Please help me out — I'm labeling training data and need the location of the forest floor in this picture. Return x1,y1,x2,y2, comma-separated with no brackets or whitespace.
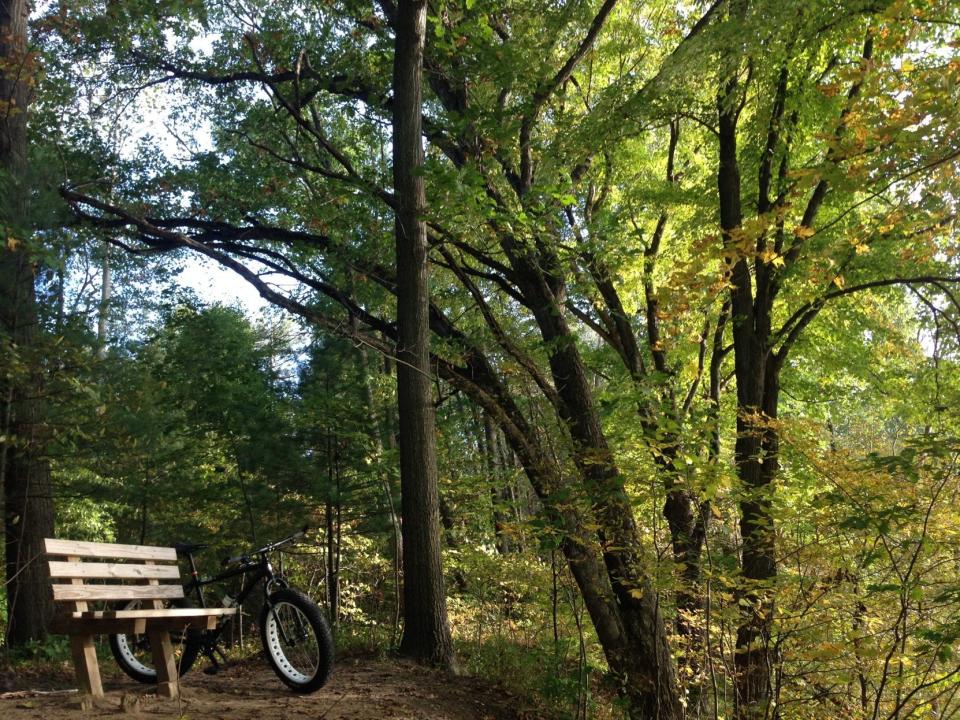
0,651,551,719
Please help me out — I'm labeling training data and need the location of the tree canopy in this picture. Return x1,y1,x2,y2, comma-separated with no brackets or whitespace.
0,0,958,718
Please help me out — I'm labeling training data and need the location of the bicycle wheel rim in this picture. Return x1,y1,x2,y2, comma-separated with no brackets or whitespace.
114,633,156,677
263,601,321,685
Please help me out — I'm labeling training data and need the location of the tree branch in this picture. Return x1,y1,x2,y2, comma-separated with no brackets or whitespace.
775,275,960,361
439,246,561,409
777,33,874,276
518,0,620,193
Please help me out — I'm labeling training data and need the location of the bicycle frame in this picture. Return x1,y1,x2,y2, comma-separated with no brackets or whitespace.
174,529,308,673
110,528,326,686
182,555,279,609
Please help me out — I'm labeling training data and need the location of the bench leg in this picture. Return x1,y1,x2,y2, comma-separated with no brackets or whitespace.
69,634,103,699
147,629,179,698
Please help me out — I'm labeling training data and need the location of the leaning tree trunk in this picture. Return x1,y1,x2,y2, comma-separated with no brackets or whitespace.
540,319,683,720
0,0,55,647
499,241,683,718
392,0,455,670
461,347,683,719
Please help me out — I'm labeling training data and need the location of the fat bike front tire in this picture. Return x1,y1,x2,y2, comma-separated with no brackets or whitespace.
259,587,334,692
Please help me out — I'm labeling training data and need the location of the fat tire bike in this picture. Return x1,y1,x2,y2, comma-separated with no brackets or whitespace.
108,527,334,693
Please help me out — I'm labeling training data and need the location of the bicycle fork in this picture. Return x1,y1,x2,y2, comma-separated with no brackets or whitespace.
267,603,310,647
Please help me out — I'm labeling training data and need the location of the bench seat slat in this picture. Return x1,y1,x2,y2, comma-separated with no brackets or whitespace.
48,561,182,580
44,538,177,562
50,615,221,635
69,607,236,620
52,584,184,602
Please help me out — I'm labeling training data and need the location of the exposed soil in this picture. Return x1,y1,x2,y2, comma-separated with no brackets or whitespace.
0,653,549,720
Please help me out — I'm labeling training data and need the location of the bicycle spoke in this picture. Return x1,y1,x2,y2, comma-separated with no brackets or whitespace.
265,601,320,684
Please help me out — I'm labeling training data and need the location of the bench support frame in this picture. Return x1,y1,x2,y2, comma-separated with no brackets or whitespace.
69,633,104,698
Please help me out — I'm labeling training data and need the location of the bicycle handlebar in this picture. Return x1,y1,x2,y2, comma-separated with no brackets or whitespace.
221,525,309,567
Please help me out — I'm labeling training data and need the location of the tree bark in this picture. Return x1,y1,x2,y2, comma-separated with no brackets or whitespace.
324,435,340,627
482,411,512,554
489,234,683,717
392,0,455,670
0,0,55,647
443,343,683,718
717,37,777,718
96,242,111,357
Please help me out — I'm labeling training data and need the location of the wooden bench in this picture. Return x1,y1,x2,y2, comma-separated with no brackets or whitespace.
44,538,236,700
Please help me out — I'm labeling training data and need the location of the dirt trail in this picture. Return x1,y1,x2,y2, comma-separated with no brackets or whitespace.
0,655,547,719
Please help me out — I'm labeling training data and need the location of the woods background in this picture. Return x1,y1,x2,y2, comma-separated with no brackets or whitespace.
1,0,959,718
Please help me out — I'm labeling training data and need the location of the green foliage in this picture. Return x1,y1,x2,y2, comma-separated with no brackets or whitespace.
9,636,73,665
8,0,960,716
53,482,118,542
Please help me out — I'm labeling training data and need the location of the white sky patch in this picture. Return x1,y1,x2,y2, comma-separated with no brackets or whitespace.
177,257,274,313
62,22,314,344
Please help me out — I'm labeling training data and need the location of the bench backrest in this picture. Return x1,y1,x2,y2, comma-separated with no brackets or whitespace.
44,538,184,613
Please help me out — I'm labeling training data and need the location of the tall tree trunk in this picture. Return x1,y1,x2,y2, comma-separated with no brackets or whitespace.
717,43,777,718
730,350,778,720
482,411,512,554
96,242,111,357
0,0,55,647
324,435,340,627
392,0,455,670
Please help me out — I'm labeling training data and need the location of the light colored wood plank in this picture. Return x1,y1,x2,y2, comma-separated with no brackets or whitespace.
48,561,182,580
44,538,177,562
145,560,164,610
69,635,103,699
148,630,178,699
52,584,184,602
65,555,88,614
69,607,235,620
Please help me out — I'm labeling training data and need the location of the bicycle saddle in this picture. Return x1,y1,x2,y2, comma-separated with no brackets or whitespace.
174,542,209,555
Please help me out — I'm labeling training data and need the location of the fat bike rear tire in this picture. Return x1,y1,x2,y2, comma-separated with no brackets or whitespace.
108,599,204,684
